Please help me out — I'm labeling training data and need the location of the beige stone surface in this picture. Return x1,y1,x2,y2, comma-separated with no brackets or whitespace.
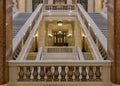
26,0,32,12
108,0,120,84
42,53,78,60
18,0,25,12
88,0,94,12
95,0,102,12
0,0,12,84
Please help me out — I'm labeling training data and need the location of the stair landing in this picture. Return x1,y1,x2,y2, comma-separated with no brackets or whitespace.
41,53,78,60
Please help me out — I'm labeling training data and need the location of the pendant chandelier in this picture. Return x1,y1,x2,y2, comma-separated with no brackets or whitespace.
57,20,63,26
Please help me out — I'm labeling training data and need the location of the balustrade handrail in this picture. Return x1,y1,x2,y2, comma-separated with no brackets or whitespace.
9,59,111,84
42,4,77,16
43,46,75,49
16,6,43,60
9,60,111,66
77,4,107,51
77,47,84,60
43,4,76,10
77,11,104,60
35,47,43,60
13,4,43,52
44,4,76,6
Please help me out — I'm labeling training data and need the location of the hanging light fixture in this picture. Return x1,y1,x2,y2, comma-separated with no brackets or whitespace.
57,20,63,26
58,30,63,34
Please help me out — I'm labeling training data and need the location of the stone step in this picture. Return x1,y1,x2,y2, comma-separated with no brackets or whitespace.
13,12,32,38
89,13,107,37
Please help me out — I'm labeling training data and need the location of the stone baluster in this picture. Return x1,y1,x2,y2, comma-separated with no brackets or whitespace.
67,66,74,81
88,66,94,81
33,66,38,81
95,66,101,81
16,49,19,56
60,66,66,81
46,66,53,81
81,66,87,81
74,66,80,81
40,66,45,81
18,66,24,81
25,66,31,81
13,52,17,60
53,66,59,81
13,55,16,60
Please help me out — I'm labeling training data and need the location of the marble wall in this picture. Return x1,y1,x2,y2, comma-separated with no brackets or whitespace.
108,0,120,84
0,0,12,84
12,0,104,13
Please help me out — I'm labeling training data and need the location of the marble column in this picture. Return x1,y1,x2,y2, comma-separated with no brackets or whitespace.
0,0,12,84
108,0,120,84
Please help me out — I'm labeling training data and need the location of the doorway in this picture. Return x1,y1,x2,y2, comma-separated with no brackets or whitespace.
53,0,67,4
53,30,67,46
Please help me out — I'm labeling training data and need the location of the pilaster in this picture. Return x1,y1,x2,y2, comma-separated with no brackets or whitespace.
108,0,120,84
0,0,12,84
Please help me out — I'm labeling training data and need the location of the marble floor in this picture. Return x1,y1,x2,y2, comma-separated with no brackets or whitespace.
41,53,78,60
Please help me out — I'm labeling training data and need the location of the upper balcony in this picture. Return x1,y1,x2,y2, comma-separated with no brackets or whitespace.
9,46,111,86
9,3,111,86
12,3,107,60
